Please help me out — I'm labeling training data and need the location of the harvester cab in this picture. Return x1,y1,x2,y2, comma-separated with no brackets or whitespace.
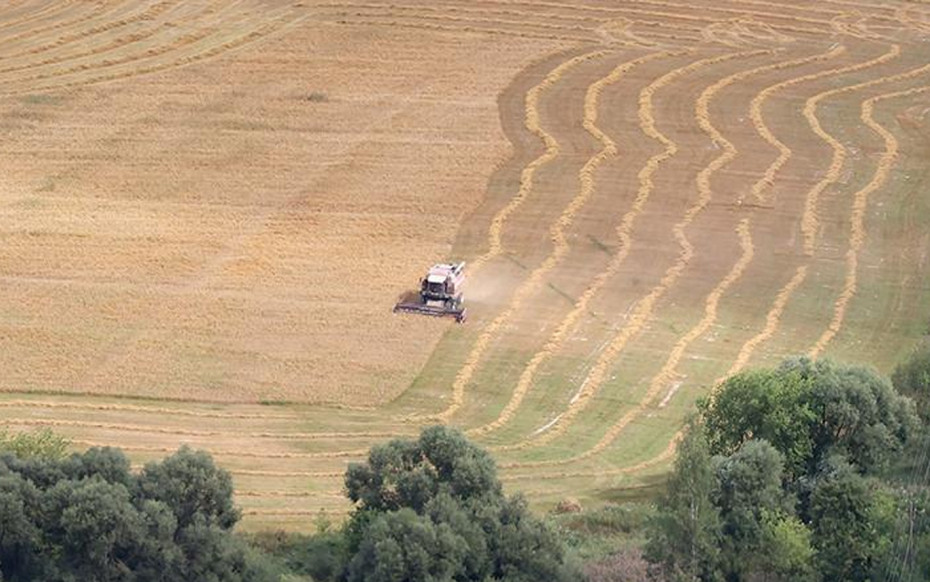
394,262,467,323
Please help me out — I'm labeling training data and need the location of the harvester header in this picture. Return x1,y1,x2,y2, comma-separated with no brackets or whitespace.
393,262,467,323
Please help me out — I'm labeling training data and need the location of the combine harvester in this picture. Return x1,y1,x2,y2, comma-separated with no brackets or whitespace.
394,262,467,323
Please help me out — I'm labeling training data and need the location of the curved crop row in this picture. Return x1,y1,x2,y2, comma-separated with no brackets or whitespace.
722,45,912,378
0,0,209,79
809,84,930,357
0,0,117,51
427,48,611,422
499,49,767,453
548,45,930,466
484,0,826,35
800,45,900,256
3,9,303,96
2,3,266,89
467,49,682,438
0,0,80,35
327,16,592,43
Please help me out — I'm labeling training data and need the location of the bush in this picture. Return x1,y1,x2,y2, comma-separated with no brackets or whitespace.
0,428,69,460
0,445,273,581
892,339,930,423
339,425,580,582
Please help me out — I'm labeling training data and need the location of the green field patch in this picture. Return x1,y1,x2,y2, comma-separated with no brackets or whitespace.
827,124,930,369
451,344,544,427
383,324,475,414
493,345,671,465
475,352,594,447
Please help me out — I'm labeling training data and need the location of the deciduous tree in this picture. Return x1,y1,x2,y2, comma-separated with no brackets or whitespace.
645,422,720,581
342,425,577,582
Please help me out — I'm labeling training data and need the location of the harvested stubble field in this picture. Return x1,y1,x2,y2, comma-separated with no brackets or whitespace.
2,0,930,530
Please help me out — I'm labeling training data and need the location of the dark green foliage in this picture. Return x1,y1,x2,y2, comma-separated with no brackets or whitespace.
808,458,880,581
702,357,918,479
242,530,340,582
492,494,575,582
0,474,44,578
649,357,923,582
712,440,795,579
291,531,348,582
346,508,465,582
647,426,815,582
874,488,930,581
64,446,133,486
346,425,500,513
136,446,239,529
755,512,815,581
0,445,271,582
701,367,815,479
893,339,930,423
644,422,720,581
796,358,917,475
339,425,578,582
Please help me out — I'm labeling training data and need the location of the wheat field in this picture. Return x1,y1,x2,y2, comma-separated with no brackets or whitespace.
2,0,930,530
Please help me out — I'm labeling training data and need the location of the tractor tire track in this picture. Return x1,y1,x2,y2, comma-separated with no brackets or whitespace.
465,0,826,35
0,398,303,420
318,2,610,26
242,508,349,517
1,0,181,62
235,490,346,499
491,0,864,31
317,2,710,42
226,469,343,479
318,8,598,38
331,0,832,30
1,4,266,88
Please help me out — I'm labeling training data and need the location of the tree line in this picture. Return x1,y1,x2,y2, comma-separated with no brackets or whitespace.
647,351,930,581
0,426,577,581
1,342,928,581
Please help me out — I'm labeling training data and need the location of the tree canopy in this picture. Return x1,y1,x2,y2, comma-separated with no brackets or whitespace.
647,356,929,582
892,339,930,423
0,445,269,582
341,425,578,582
700,357,918,479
